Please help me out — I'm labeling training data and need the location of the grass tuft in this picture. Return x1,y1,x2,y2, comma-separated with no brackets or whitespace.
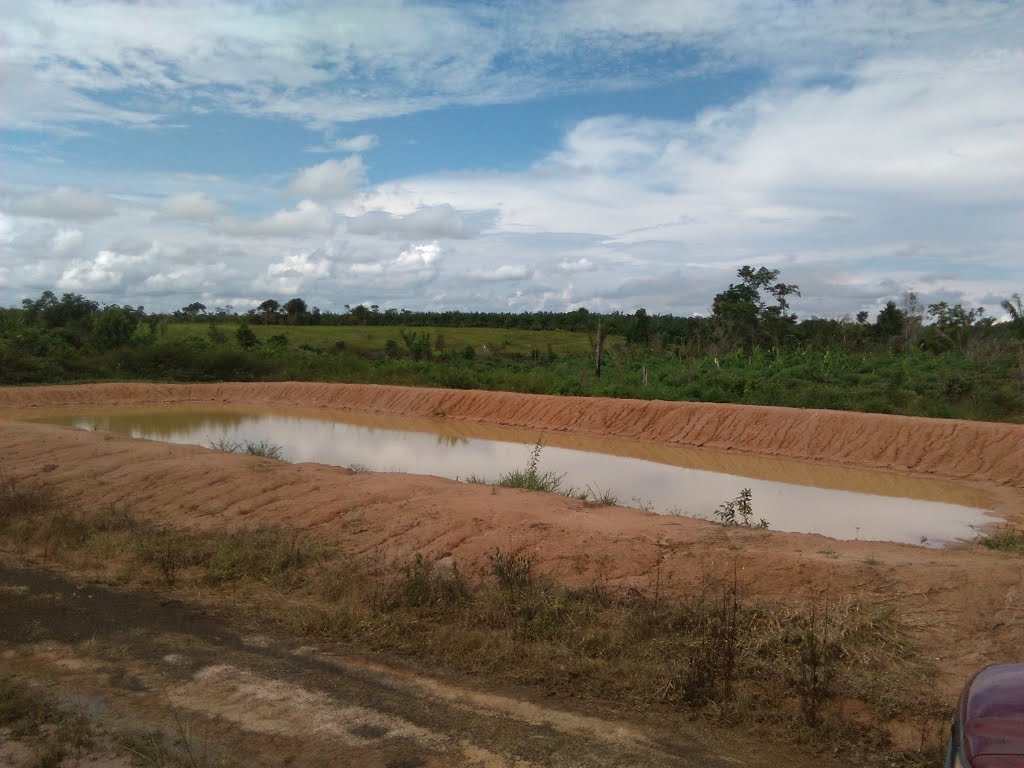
209,438,285,460
980,526,1024,554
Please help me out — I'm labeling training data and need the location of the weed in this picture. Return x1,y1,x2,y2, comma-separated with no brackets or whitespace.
630,496,656,512
208,438,284,460
584,483,619,506
0,474,57,518
488,548,534,594
980,526,1024,554
392,553,469,610
863,555,882,566
496,441,566,494
713,488,769,528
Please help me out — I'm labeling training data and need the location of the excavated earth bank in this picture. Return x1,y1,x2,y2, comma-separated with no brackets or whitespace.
1,382,1022,711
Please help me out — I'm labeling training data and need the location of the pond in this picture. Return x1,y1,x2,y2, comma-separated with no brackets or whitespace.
29,404,1001,547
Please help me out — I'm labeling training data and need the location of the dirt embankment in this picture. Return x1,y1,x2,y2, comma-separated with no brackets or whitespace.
1,381,1022,487
1,382,1023,714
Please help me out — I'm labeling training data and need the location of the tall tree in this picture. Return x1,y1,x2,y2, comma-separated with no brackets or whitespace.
711,266,800,350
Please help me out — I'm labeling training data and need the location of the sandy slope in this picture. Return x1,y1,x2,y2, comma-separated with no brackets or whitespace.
1,382,1022,714
1,381,1021,486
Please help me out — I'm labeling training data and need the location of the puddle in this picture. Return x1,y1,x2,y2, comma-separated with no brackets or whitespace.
24,404,1001,546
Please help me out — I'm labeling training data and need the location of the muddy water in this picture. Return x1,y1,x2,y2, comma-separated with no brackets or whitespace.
28,404,1000,546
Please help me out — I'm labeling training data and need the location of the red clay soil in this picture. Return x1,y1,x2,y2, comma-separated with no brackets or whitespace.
1,382,1023,727
1,381,1021,486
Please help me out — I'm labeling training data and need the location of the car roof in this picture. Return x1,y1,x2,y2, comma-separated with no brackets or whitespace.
963,663,1024,759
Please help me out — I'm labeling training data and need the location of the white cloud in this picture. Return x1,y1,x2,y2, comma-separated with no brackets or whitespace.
50,228,84,255
287,158,367,200
220,201,337,237
345,204,492,239
467,264,531,282
8,186,116,220
57,248,152,292
1,2,1020,317
5,1,1018,131
257,251,334,295
307,134,379,153
156,192,224,221
558,258,595,273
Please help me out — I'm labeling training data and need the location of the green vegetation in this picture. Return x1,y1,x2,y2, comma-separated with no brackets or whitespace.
980,526,1024,554
209,437,286,460
713,488,769,529
0,475,945,762
0,678,93,765
2,271,1022,423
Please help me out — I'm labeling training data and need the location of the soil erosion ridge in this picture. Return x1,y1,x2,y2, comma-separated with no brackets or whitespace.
0,381,1021,487
1,382,1023,731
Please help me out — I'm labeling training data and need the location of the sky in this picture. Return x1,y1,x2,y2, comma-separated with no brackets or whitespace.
1,1,1021,319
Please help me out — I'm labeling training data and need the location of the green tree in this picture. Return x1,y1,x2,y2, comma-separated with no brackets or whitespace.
257,299,282,324
875,301,906,340
626,308,652,345
711,266,800,350
1001,293,1023,339
236,323,259,349
283,297,308,324
90,306,139,350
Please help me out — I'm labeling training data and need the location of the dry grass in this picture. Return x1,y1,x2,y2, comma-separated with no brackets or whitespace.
0,474,946,764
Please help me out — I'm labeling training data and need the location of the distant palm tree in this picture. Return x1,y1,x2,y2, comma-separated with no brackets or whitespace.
1002,293,1022,322
1002,293,1024,339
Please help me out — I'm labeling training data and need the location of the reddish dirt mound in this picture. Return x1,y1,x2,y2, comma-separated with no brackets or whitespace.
1,381,1022,486
1,382,1023,718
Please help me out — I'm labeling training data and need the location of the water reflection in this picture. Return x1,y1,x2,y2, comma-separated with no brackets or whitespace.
28,405,1001,547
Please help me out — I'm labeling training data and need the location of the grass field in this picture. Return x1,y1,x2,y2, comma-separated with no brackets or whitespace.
166,322,611,356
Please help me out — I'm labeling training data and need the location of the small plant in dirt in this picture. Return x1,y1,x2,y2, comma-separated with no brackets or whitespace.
980,526,1024,554
584,483,619,507
496,441,567,494
713,488,769,529
209,437,284,460
392,553,469,611
0,474,57,519
488,548,535,594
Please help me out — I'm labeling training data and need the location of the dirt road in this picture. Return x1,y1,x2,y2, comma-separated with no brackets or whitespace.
1,563,780,767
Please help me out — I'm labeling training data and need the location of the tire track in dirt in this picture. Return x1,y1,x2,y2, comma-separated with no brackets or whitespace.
0,564,754,768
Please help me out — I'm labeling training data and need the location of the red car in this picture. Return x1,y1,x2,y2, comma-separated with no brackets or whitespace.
947,663,1024,767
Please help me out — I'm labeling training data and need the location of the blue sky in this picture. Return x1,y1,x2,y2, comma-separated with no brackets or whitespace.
1,1,1021,317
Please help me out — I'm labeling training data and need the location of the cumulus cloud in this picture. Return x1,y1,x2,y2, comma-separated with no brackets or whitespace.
8,186,115,220
307,134,379,153
57,248,153,293
50,228,85,255
467,264,532,282
345,204,493,240
558,258,595,273
288,158,366,200
156,192,224,221
1,2,1020,316
220,201,337,237
257,251,334,295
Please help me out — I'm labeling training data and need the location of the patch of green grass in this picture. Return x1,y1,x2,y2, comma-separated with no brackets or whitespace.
166,322,609,357
980,526,1024,554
